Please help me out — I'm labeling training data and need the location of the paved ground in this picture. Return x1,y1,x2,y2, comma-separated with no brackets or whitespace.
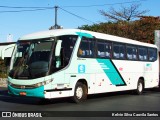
0,87,160,120
0,77,160,120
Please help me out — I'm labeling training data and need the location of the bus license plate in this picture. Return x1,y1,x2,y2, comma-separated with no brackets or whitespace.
19,92,26,96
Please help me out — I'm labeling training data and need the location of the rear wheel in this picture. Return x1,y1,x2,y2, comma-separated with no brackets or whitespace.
136,80,144,95
72,82,87,103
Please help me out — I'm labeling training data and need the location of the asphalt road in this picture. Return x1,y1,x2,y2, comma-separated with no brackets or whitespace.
0,87,160,120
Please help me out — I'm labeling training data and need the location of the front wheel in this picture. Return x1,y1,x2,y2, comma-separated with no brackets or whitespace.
72,82,87,103
136,80,144,95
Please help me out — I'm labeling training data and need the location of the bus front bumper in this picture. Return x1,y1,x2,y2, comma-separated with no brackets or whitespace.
8,85,45,98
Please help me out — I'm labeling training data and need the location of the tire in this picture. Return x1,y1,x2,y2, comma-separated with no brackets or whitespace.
72,82,87,103
136,80,144,95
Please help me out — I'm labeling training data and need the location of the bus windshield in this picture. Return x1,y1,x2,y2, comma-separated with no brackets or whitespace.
9,35,78,79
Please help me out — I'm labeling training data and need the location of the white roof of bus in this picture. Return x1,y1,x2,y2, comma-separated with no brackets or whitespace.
19,29,156,48
19,29,79,40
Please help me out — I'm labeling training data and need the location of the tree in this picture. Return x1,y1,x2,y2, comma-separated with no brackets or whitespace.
79,16,160,44
99,4,148,22
133,16,160,43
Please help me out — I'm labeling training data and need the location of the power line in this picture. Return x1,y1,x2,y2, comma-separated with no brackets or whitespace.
0,7,53,13
61,0,147,8
0,0,147,26
0,6,52,9
0,0,147,10
59,7,95,24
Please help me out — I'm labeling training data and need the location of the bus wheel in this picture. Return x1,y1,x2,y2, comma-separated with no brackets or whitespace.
72,82,87,103
136,80,144,95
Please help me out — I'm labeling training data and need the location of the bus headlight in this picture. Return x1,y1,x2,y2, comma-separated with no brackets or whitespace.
33,79,53,87
8,81,12,86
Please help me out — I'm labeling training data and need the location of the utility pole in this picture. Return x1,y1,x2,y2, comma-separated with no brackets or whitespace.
49,6,62,30
54,6,58,29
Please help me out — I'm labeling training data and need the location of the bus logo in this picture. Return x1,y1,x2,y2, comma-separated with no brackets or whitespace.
78,64,85,73
145,63,152,71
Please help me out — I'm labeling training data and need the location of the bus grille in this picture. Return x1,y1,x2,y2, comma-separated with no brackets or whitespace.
11,84,36,89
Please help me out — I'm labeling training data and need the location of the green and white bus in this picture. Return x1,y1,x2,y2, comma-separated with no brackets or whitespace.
8,29,159,103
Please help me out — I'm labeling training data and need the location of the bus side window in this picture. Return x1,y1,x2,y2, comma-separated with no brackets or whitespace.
105,43,111,58
113,43,125,59
126,46,137,60
97,41,105,58
78,38,95,58
96,40,111,58
148,48,157,61
138,47,148,61
113,44,119,58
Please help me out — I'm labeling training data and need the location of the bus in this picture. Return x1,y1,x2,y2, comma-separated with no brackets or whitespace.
8,29,159,103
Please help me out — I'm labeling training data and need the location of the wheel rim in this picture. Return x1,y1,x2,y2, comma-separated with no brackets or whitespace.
76,87,83,99
138,82,143,92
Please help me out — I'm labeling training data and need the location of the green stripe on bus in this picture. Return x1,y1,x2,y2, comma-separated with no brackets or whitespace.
97,59,126,86
76,32,93,38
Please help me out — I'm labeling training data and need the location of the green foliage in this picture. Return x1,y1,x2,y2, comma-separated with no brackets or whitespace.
79,16,160,44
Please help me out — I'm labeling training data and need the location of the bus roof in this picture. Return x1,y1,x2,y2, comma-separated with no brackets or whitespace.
19,29,79,40
19,29,157,48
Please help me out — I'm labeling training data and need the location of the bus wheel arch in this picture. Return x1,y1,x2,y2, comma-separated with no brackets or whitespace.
136,77,145,95
72,79,88,103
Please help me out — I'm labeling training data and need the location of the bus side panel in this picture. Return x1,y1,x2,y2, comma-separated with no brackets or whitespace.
43,70,71,99
65,58,97,95
113,59,159,89
113,60,143,91
143,60,159,88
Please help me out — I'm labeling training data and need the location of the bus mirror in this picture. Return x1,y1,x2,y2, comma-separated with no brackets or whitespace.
55,40,62,56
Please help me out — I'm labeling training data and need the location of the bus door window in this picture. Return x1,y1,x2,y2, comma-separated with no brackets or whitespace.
60,35,77,66
51,35,78,73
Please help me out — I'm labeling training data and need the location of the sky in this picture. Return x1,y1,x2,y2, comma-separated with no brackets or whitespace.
0,0,160,42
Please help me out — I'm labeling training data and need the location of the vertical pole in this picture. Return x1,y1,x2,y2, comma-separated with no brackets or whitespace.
55,6,58,29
